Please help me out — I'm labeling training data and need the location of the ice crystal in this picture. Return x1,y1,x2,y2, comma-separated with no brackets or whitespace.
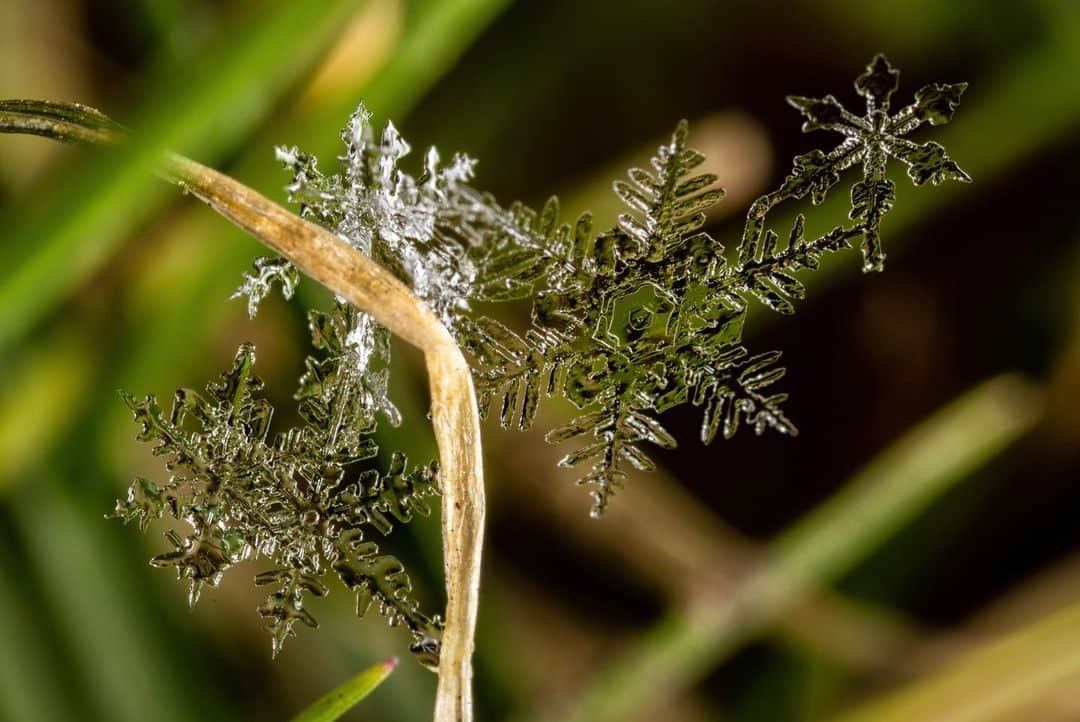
232,256,299,318
459,54,969,515
779,54,969,271
115,309,441,662
120,55,969,660
261,103,484,326
234,55,967,518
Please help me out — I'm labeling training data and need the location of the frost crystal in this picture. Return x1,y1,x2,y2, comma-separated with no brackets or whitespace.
779,54,969,271
115,311,439,662
232,256,299,318
272,103,483,326
119,55,969,659
458,54,969,515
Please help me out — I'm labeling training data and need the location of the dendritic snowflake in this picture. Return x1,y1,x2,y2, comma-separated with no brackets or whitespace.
118,55,968,660
776,54,969,272
115,306,442,664
459,54,969,515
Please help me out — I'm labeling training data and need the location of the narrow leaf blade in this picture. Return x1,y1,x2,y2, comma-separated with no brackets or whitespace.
291,658,398,722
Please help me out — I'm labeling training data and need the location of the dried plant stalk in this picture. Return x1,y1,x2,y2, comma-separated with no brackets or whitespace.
166,154,484,722
0,101,484,722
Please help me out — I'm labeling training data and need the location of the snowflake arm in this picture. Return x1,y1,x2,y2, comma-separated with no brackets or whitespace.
232,255,300,318
760,54,970,272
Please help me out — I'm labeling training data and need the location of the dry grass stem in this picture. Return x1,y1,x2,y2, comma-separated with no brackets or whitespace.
166,154,484,722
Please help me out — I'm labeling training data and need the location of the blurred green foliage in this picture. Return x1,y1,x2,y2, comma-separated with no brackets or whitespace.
1,1,1078,721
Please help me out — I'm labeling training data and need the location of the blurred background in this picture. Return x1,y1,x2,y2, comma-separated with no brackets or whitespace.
1,0,1079,720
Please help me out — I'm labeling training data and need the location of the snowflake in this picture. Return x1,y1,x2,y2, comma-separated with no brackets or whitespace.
459,122,798,516
783,54,970,271
269,103,482,326
115,320,441,663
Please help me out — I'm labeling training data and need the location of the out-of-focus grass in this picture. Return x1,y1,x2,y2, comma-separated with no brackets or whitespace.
503,420,933,677
8,477,228,722
0,0,366,355
558,375,1043,722
0,331,96,486
0,539,74,722
828,599,1080,722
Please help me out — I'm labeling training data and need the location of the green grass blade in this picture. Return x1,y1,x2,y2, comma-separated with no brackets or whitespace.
559,375,1044,722
827,600,1080,722
292,657,399,722
0,0,366,355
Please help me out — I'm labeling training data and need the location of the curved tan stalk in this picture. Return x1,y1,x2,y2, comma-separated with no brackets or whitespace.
1,101,484,722
165,154,484,722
